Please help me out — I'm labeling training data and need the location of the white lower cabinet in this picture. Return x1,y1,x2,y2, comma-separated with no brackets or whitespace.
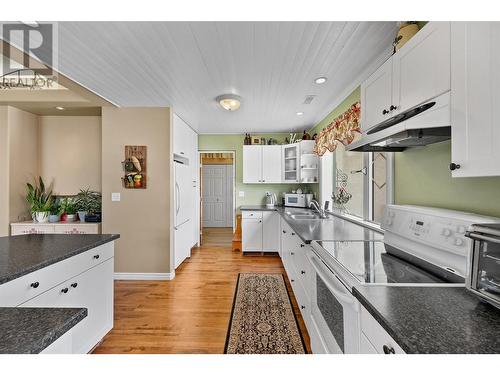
242,211,280,253
41,330,73,354
0,242,115,354
359,306,405,354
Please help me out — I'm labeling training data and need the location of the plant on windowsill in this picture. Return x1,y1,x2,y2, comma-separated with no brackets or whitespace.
26,177,53,223
74,188,102,222
49,199,63,223
60,197,77,222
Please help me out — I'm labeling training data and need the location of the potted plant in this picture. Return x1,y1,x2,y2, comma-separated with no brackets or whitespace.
60,197,77,222
26,177,53,223
74,189,101,222
49,199,63,223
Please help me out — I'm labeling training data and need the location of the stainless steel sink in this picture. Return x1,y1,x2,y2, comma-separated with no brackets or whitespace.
290,214,322,220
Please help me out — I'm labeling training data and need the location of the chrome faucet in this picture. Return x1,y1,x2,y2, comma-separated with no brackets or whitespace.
309,199,328,219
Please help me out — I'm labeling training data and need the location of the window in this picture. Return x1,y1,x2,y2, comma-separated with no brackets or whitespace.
320,145,393,224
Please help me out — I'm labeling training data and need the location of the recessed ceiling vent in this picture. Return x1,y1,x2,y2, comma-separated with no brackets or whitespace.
303,95,316,105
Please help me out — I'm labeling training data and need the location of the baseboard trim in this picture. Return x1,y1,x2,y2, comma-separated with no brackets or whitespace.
114,272,175,281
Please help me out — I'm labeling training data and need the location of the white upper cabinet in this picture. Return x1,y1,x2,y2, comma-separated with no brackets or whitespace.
261,145,282,183
282,144,300,183
392,22,451,113
361,57,393,132
173,114,192,157
450,22,500,177
243,145,263,183
243,145,283,184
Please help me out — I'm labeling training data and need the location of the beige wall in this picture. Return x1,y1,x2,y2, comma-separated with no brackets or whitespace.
39,116,101,195
101,107,172,274
0,107,9,236
0,106,40,235
8,107,39,223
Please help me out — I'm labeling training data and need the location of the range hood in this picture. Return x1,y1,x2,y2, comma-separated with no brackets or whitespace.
346,91,451,152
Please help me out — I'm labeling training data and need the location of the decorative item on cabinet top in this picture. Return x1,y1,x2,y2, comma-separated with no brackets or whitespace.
122,145,147,189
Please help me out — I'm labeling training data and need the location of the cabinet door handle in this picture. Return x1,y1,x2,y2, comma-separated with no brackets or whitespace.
291,279,295,282
282,230,286,234
291,252,294,256
259,220,262,223
382,109,389,115
93,254,100,259
291,233,295,236
300,244,305,248
389,105,398,111
449,163,461,171
301,270,306,275
383,344,395,354
71,283,78,288
61,287,69,294
30,281,39,289
300,305,306,310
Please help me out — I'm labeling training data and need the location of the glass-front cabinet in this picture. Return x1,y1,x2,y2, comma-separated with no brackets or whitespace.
282,144,299,183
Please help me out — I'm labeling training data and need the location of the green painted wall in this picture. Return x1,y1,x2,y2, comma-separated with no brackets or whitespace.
395,141,500,217
308,85,500,218
198,134,313,209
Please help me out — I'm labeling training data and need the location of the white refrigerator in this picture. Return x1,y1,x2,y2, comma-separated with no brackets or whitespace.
174,159,193,268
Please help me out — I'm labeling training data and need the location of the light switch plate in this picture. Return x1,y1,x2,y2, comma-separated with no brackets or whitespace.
111,192,121,202
238,191,245,197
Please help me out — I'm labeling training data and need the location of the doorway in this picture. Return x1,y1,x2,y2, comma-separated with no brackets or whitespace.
199,151,235,245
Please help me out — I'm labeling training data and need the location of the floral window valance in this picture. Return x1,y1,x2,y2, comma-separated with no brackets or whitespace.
313,101,361,156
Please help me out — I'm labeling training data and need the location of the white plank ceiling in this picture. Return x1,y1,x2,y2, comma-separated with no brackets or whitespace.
14,22,399,133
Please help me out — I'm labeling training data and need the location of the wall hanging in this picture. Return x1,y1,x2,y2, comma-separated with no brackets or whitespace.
314,101,361,156
122,145,147,189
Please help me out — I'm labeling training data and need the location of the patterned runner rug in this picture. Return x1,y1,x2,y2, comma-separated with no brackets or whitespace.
224,273,306,354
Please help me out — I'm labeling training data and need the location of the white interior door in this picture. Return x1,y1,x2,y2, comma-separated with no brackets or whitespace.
202,165,228,227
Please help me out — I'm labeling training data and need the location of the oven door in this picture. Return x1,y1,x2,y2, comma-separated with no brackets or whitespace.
307,251,360,354
466,232,500,308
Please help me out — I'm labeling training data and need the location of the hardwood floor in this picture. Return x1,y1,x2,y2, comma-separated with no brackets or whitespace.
93,228,310,354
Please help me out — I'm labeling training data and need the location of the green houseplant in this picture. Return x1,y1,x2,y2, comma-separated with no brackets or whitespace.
60,197,77,222
49,199,63,223
26,177,53,223
74,188,102,222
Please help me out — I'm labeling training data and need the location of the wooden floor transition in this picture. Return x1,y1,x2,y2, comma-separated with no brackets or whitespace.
93,227,311,354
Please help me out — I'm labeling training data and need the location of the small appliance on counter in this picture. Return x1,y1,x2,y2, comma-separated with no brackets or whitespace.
265,192,277,208
466,223,500,309
284,193,313,208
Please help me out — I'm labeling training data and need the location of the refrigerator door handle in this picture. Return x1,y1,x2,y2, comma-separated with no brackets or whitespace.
174,218,190,230
175,181,180,215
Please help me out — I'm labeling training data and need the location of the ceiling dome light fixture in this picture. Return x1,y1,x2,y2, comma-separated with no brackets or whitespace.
314,77,328,84
216,94,241,111
55,106,65,110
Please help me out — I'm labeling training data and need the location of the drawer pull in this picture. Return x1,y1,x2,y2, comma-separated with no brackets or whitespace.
283,230,286,234
291,279,295,282
71,283,78,288
300,305,305,310
93,254,100,259
301,270,306,275
291,233,295,236
30,281,39,289
290,252,295,255
383,344,395,354
61,287,69,294
300,244,305,248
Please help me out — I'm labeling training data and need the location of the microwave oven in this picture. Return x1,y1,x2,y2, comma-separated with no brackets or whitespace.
284,193,312,208
466,223,500,309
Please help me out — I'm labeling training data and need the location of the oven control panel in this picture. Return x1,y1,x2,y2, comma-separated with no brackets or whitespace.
382,205,487,257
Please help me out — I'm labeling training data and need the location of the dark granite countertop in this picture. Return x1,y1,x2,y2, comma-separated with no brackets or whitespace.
239,205,383,243
353,285,500,354
0,307,87,354
0,234,120,285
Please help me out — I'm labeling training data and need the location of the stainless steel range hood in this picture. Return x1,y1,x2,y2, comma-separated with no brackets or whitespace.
347,91,451,152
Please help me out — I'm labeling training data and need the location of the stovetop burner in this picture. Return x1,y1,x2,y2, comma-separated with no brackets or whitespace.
315,240,453,284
